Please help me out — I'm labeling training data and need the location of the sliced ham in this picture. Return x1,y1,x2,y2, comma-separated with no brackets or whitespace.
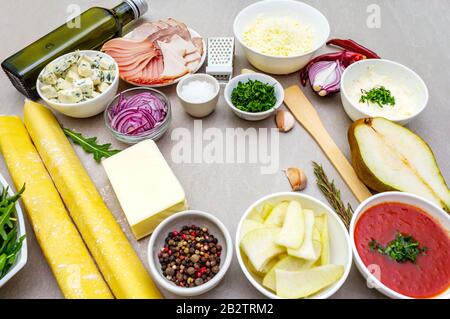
158,40,189,79
186,61,200,72
192,37,204,56
184,51,201,64
126,23,160,40
102,38,153,51
101,18,203,85
165,34,198,56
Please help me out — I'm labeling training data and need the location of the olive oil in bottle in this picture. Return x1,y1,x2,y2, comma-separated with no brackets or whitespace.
1,0,148,99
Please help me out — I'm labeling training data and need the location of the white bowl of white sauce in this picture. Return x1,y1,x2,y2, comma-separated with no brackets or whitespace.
340,59,429,125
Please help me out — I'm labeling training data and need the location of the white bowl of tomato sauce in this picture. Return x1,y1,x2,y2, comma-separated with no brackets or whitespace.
350,192,450,299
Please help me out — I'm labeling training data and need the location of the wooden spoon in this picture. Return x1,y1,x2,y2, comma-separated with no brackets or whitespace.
284,85,372,202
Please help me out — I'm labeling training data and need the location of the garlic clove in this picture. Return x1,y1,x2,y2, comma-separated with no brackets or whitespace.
275,110,295,132
284,167,307,191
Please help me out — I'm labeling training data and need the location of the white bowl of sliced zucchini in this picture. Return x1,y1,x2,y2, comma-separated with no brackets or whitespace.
0,173,27,288
236,192,352,299
37,50,119,118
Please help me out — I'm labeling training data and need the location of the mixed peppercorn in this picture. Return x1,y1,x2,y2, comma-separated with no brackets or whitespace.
158,225,222,287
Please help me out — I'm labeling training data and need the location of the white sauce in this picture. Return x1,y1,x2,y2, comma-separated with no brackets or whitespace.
347,66,421,120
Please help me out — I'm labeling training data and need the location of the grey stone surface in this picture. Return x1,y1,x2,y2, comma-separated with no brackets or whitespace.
0,0,448,299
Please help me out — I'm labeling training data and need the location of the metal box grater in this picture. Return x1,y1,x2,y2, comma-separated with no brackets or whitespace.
206,37,235,83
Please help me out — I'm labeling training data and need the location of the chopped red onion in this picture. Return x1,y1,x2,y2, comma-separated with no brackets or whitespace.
109,92,167,135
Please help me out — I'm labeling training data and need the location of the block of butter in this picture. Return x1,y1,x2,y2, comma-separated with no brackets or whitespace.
103,139,188,239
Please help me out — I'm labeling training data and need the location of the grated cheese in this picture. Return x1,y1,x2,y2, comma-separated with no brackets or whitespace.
243,15,314,57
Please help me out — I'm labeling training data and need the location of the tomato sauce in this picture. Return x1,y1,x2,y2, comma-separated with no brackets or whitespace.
354,202,450,298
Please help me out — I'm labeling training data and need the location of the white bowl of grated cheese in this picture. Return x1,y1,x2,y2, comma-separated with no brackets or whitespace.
233,0,330,75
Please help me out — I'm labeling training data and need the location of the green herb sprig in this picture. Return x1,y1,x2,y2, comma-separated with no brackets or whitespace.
312,162,353,229
63,128,120,163
369,233,427,263
360,86,396,108
231,80,277,113
0,184,26,279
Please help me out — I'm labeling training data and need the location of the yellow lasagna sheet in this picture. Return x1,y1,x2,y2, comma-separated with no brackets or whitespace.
23,100,162,299
0,116,112,299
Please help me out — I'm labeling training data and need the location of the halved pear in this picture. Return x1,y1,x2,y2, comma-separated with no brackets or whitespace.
239,219,265,241
240,227,285,272
349,117,450,212
287,210,319,260
264,201,289,227
315,214,330,265
262,255,315,292
276,265,344,298
275,201,304,248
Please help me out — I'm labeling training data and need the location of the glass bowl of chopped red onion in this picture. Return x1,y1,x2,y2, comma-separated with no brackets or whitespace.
104,87,171,144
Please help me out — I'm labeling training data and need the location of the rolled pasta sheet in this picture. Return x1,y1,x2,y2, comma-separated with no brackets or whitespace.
0,116,112,299
23,100,162,299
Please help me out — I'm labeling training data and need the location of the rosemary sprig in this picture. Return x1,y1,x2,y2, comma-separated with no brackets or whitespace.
63,128,120,163
312,162,353,229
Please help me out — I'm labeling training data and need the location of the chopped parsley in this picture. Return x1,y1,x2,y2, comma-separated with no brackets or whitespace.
231,80,277,113
360,86,396,108
369,233,427,264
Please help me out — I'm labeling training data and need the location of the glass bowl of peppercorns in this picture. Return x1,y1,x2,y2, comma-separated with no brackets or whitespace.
148,210,233,296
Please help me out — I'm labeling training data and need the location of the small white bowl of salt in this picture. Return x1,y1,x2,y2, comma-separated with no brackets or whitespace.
176,74,220,118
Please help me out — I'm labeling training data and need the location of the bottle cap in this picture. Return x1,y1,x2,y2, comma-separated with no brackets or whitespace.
126,0,149,18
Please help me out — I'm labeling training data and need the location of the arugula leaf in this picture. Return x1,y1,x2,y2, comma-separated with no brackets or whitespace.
0,185,26,279
63,128,120,163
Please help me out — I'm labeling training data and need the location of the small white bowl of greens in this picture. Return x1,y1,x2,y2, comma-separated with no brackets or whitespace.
224,73,284,121
0,174,27,288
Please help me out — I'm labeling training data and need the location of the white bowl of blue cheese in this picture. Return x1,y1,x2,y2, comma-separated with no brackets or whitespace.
37,50,119,118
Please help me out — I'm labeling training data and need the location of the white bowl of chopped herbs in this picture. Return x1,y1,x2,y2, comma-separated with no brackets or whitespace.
224,73,284,121
341,59,428,125
0,174,27,288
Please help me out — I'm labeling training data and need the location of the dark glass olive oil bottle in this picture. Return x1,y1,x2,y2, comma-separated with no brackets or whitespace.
1,0,148,99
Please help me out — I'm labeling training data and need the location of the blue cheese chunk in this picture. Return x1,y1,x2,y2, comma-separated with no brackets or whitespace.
65,65,80,83
74,78,94,97
77,58,93,77
40,71,57,85
40,85,58,99
53,54,78,76
102,70,115,84
57,88,83,104
97,82,110,93
90,69,102,85
56,78,73,91
99,57,114,70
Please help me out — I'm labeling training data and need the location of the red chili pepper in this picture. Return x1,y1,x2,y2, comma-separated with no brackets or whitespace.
327,39,380,59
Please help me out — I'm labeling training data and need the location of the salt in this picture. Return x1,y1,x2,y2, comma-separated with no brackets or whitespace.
181,80,216,103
